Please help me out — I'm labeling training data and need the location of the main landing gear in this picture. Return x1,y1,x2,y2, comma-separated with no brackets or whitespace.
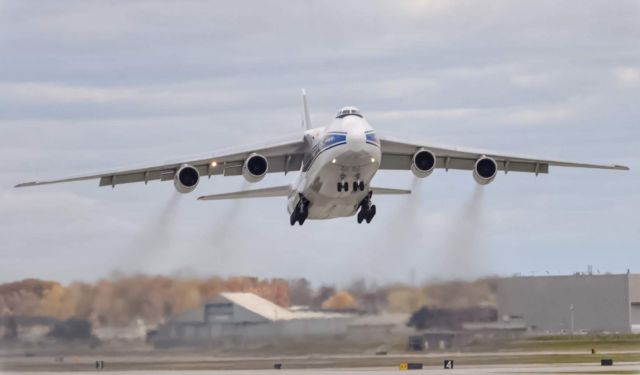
290,195,310,226
357,191,376,224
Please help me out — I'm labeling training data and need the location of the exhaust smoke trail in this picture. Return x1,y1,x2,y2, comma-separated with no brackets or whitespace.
384,177,424,251
121,192,182,271
356,176,425,281
196,180,250,273
441,185,487,279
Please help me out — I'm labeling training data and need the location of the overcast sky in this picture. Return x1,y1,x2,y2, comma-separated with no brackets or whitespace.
1,0,638,286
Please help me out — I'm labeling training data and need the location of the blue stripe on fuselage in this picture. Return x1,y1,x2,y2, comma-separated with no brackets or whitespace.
302,132,379,172
322,133,347,148
303,137,347,171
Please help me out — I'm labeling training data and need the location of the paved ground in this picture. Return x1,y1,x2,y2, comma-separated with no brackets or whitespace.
2,362,640,375
2,351,640,374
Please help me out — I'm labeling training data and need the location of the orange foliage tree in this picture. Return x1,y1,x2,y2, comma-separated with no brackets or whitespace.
321,291,359,310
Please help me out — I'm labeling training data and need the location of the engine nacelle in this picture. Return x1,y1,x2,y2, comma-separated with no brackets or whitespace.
473,156,498,185
174,164,200,193
411,149,436,178
242,153,269,183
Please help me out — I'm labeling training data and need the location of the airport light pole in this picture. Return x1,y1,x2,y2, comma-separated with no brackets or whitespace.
570,304,575,335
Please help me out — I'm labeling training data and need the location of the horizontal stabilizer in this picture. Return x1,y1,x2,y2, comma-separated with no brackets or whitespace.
198,185,292,201
371,187,411,195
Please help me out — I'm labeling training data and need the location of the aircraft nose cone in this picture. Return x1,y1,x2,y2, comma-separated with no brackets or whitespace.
347,128,366,151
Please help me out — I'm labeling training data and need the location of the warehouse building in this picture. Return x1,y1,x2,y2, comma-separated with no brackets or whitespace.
346,313,412,342
154,292,353,347
496,273,640,334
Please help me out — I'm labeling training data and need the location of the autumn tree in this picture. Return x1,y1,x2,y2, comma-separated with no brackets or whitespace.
321,291,358,310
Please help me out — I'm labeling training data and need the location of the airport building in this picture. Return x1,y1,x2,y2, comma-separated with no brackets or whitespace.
154,292,410,347
496,273,640,334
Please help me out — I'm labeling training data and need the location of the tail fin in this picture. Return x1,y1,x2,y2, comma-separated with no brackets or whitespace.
301,89,311,130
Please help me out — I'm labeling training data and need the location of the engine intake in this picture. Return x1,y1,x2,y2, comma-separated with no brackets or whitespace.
411,149,436,178
473,156,498,185
243,153,269,182
174,164,200,193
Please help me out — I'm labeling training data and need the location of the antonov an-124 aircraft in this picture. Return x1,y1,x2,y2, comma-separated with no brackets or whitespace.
16,90,629,225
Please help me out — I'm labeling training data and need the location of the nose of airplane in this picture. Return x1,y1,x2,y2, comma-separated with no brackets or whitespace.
346,127,366,151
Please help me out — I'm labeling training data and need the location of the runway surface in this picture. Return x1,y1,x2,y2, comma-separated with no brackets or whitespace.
2,362,640,375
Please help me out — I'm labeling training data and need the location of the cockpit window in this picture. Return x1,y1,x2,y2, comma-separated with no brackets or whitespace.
336,107,363,119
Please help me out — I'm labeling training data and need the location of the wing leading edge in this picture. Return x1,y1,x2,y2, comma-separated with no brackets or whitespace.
378,134,629,174
15,133,307,189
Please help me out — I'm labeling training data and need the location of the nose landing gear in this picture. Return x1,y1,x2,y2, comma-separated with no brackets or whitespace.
337,181,349,192
357,191,376,224
290,195,310,226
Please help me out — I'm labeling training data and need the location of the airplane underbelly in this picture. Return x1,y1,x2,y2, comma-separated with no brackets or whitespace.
298,143,381,220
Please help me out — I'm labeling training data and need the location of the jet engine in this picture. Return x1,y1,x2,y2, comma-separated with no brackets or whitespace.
174,164,200,193
411,149,436,178
473,156,498,185
243,153,269,182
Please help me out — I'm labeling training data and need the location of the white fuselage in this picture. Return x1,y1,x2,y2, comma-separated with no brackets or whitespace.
287,115,381,219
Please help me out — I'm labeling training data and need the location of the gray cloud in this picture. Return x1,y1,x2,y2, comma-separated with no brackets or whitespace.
1,0,638,285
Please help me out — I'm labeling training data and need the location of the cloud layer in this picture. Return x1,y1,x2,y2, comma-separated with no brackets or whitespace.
1,0,638,285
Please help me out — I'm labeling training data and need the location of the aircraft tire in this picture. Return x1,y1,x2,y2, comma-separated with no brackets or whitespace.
366,205,376,223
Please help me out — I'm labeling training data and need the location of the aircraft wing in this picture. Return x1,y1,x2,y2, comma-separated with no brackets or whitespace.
196,186,410,201
370,187,411,195
15,133,307,188
198,185,292,201
378,134,629,174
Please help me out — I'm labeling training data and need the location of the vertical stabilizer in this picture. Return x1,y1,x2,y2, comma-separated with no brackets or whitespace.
301,89,311,130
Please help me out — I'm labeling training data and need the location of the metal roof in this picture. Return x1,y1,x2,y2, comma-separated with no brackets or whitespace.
171,292,352,323
220,292,296,321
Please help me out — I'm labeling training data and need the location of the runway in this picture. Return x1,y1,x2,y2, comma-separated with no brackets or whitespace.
0,362,640,375
3,350,640,374
2,362,640,375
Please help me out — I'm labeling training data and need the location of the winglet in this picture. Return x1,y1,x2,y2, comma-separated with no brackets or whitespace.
301,88,311,130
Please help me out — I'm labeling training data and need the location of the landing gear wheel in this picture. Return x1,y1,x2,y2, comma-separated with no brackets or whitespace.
356,191,376,224
359,181,365,191
365,205,376,223
297,200,309,225
291,195,310,226
337,181,348,192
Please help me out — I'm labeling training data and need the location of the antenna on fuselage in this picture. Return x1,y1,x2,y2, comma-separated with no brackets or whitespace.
301,88,311,130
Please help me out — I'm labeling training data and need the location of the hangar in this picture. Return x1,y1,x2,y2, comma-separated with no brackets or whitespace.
496,273,640,334
154,292,352,347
